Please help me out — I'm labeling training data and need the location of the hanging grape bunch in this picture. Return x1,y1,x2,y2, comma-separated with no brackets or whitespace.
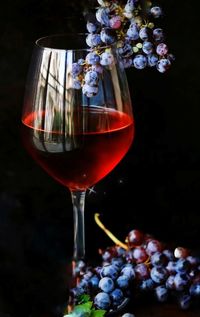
69,215,200,315
71,0,175,97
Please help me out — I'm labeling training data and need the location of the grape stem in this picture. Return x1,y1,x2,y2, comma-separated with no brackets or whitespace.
94,213,128,250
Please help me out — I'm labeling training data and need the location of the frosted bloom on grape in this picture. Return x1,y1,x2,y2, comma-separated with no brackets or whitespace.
147,54,159,67
139,27,151,41
133,54,147,69
109,16,121,29
150,6,162,18
71,63,83,77
155,285,168,302
94,292,111,310
100,27,116,45
153,28,164,42
86,21,98,34
127,23,139,40
123,57,133,68
142,41,154,55
86,34,102,48
174,273,190,291
82,84,98,97
124,0,136,13
77,58,85,66
72,79,82,90
118,43,133,58
156,58,171,73
85,70,99,86
100,51,114,66
86,52,100,65
96,7,110,26
92,64,104,74
99,277,115,293
156,43,168,56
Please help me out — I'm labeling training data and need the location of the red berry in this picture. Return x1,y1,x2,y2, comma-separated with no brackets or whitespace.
127,229,144,247
132,247,148,263
135,263,149,280
174,247,189,259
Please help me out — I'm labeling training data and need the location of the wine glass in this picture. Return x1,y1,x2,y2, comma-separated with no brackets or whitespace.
21,33,134,267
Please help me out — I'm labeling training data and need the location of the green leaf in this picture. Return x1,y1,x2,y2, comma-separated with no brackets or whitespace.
90,309,106,317
78,294,91,304
74,301,93,313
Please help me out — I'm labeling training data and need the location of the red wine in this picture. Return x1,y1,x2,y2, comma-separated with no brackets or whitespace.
22,107,134,190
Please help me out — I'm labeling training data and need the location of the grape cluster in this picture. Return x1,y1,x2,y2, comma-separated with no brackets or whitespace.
70,0,174,97
70,230,200,314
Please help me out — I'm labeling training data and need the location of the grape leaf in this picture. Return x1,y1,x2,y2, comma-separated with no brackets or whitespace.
90,309,106,317
74,301,93,312
78,294,91,304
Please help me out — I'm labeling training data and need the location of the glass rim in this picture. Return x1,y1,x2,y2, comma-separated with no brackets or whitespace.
35,33,115,52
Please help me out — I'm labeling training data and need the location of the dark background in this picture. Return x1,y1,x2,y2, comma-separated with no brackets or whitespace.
0,1,200,316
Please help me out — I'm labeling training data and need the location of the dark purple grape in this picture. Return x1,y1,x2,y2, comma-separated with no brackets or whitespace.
110,288,124,307
156,43,168,56
86,34,102,48
174,273,190,291
163,249,174,261
178,293,192,310
99,277,115,293
146,239,162,256
153,28,164,42
133,54,147,69
132,247,148,263
100,27,117,45
100,51,114,66
156,58,171,73
85,70,99,86
89,275,100,289
176,258,191,273
147,54,159,67
142,41,154,55
155,285,168,302
96,7,110,27
121,264,135,280
116,275,130,289
166,261,177,274
94,292,111,310
190,281,200,297
71,63,83,77
86,21,98,33
150,267,168,284
139,278,155,291
134,263,149,280
101,264,119,280
150,6,162,18
86,52,100,65
111,257,124,268
151,252,167,267
166,275,175,290
118,43,133,58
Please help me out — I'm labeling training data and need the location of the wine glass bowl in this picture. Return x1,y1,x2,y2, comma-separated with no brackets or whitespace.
22,33,134,261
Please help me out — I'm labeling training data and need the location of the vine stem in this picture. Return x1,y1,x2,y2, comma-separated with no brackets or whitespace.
94,213,128,250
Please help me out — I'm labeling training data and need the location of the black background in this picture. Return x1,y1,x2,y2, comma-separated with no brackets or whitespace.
0,1,200,316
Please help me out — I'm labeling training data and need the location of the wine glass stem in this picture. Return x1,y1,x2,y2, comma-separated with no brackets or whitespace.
71,190,86,261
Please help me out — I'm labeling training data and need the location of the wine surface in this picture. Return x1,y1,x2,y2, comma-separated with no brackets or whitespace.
22,106,134,190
